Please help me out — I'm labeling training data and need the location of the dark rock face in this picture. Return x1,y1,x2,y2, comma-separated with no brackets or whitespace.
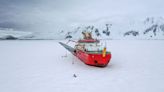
65,32,72,39
84,26,95,31
124,31,139,36
91,26,94,30
102,24,111,36
106,31,110,36
65,35,72,39
160,24,164,32
73,74,77,78
4,35,18,40
144,24,158,36
144,17,154,24
95,28,101,36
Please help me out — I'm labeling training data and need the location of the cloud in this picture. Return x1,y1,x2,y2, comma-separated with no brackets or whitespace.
0,0,163,32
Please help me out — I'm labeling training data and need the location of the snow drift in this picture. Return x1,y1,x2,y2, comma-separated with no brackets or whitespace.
0,40,164,92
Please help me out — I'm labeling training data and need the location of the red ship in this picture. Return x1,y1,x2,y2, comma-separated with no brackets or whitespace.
59,32,111,67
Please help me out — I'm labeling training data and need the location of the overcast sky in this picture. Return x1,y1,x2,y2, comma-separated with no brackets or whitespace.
0,0,164,32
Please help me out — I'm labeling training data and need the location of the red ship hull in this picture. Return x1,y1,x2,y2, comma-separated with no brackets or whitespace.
75,50,111,67
59,41,112,67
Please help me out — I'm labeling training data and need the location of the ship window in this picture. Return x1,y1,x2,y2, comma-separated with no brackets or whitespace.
85,43,103,52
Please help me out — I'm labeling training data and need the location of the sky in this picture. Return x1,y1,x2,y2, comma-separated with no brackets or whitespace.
0,0,164,32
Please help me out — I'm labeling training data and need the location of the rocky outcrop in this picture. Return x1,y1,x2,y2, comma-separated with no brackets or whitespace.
124,31,139,36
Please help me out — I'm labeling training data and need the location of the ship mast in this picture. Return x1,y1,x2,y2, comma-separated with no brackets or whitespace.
82,32,93,39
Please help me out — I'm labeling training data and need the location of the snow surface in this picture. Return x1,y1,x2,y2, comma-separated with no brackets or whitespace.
0,40,164,92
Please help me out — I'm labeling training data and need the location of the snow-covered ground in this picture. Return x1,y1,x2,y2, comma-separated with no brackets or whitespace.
0,40,164,92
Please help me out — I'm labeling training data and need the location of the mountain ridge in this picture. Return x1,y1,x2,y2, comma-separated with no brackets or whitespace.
0,17,164,40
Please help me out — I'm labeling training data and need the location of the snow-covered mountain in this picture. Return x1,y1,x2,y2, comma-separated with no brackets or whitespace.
0,17,164,40
0,28,33,40
61,17,164,40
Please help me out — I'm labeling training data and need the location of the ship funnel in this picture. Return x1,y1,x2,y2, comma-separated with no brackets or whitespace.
102,47,106,57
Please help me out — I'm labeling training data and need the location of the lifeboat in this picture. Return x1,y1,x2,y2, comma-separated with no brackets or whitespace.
59,32,111,67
